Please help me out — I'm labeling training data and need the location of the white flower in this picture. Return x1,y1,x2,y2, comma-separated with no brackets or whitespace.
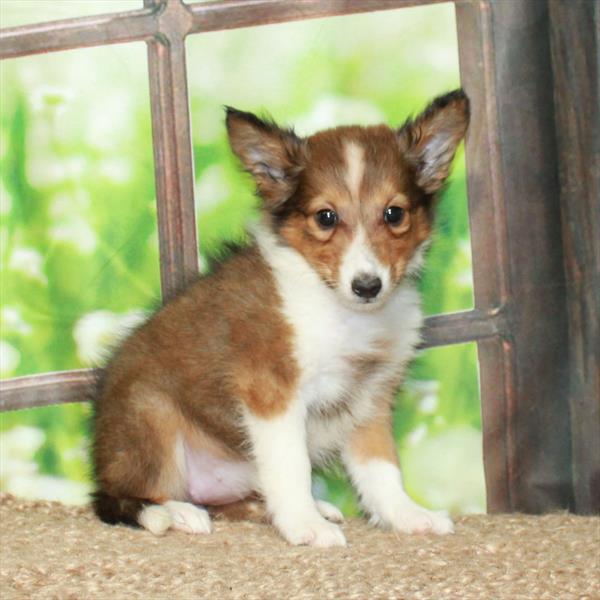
49,216,97,254
0,457,38,483
294,96,385,136
48,191,96,253
4,473,91,505
0,426,43,487
400,425,486,514
0,426,45,461
407,423,427,446
73,309,148,366
1,307,32,336
49,189,90,218
0,341,20,376
26,153,87,187
97,157,133,184
0,425,90,505
8,247,47,283
419,393,439,414
30,85,72,115
84,92,134,151
195,165,231,213
0,425,91,505
410,380,440,414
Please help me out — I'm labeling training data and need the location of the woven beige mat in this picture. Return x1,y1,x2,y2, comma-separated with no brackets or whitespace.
1,493,598,600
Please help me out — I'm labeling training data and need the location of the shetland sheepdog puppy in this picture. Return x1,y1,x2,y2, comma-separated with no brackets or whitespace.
92,89,469,547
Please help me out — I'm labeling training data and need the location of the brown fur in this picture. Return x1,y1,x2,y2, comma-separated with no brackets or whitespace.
93,246,298,518
208,494,268,523
347,410,399,465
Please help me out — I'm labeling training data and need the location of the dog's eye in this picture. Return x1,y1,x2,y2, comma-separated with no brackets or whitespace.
315,209,338,229
384,206,405,226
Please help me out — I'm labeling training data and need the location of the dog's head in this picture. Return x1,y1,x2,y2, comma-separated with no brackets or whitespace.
226,90,469,310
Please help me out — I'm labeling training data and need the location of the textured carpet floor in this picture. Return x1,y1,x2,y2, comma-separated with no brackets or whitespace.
1,494,598,600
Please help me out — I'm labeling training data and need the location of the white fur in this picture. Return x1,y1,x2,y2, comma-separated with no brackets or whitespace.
316,499,344,523
343,141,365,201
164,500,212,534
405,240,431,278
338,226,392,307
343,458,454,535
244,402,346,547
138,504,172,536
138,501,212,535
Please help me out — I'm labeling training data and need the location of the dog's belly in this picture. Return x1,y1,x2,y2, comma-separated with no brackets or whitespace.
185,444,255,506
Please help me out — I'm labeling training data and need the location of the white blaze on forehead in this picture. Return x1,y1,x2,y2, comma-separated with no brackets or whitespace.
343,141,365,201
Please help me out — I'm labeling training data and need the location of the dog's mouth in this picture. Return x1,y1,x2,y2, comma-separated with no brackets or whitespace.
336,286,390,312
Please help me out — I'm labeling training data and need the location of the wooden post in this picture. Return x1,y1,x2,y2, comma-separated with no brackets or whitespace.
456,0,575,512
548,0,600,515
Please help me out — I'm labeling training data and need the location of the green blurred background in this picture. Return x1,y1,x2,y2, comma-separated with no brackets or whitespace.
0,0,484,515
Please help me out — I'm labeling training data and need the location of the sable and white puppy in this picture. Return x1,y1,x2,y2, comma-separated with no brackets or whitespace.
93,89,469,547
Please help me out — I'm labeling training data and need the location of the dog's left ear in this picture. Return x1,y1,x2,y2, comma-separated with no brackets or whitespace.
397,89,470,194
226,107,306,208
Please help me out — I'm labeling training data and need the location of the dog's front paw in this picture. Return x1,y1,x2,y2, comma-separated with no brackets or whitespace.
315,499,344,523
384,501,454,535
164,501,212,534
276,512,347,547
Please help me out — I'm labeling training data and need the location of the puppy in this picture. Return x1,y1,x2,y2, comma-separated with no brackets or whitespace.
92,89,469,547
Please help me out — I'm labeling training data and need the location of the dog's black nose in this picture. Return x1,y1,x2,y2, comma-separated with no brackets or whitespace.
351,275,382,299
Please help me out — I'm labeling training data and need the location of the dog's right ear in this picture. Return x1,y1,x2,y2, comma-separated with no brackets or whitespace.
225,107,306,208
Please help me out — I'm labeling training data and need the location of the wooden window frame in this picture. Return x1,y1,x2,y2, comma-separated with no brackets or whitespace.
0,0,598,515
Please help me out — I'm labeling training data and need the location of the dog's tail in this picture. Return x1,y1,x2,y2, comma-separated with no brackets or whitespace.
92,491,173,535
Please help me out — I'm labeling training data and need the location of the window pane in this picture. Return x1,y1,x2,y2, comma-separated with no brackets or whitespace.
0,42,157,502
0,0,141,28
1,43,158,377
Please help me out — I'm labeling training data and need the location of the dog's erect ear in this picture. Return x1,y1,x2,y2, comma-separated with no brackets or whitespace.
225,107,306,208
397,89,470,194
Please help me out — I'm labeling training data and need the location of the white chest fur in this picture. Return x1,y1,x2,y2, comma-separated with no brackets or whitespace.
255,225,423,439
286,279,421,411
